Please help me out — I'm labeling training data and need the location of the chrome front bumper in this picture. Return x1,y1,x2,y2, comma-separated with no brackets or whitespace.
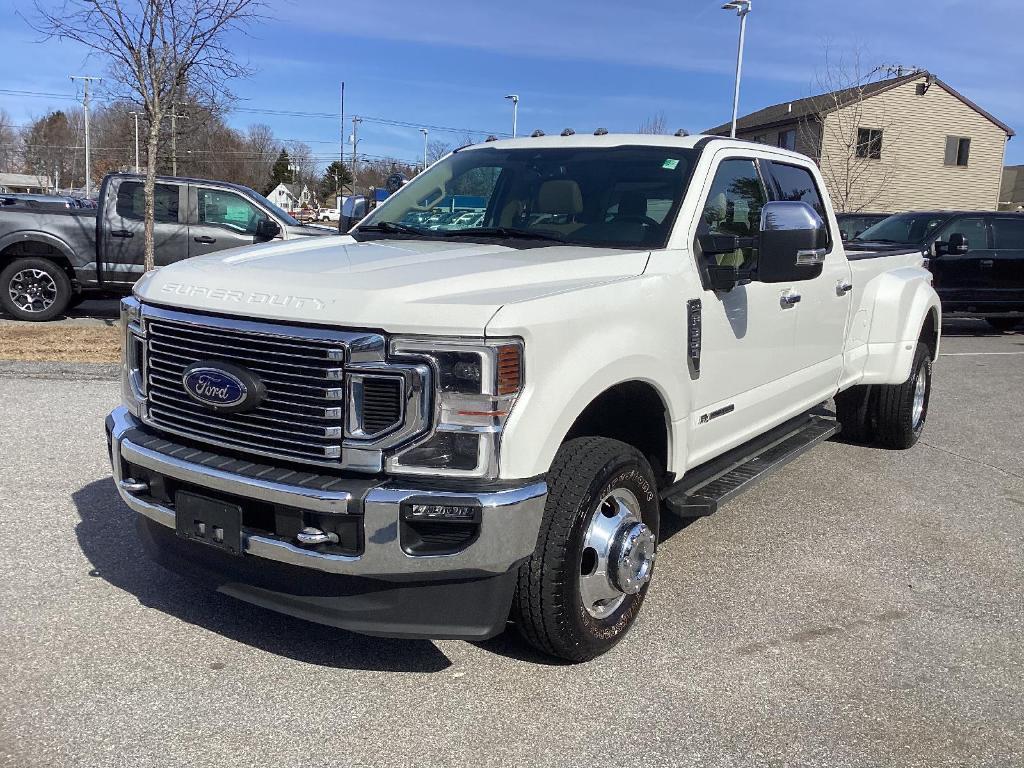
106,406,547,579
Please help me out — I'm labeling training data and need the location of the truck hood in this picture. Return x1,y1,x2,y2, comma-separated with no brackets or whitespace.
135,236,650,334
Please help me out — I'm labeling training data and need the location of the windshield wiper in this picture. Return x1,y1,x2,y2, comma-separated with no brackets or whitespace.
441,226,565,243
357,221,430,236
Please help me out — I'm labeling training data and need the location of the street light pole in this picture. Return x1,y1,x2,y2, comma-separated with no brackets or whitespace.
128,111,141,172
419,128,429,171
70,75,101,197
351,116,362,189
504,94,519,138
722,1,752,139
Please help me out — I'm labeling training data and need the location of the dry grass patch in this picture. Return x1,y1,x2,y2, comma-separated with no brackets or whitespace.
0,325,121,363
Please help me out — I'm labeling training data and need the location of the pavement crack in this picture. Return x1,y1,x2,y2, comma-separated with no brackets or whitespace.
919,440,1024,481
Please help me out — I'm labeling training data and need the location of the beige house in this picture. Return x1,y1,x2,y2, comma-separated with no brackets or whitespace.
706,71,1014,212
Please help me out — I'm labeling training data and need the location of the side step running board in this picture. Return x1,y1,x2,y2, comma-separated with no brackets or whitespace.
662,414,839,519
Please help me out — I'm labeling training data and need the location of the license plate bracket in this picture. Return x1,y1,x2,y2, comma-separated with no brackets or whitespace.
175,490,244,556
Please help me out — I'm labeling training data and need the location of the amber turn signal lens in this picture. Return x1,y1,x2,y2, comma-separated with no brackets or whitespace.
496,344,522,395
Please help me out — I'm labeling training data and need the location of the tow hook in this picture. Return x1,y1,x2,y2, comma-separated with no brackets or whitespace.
296,527,339,546
119,478,150,494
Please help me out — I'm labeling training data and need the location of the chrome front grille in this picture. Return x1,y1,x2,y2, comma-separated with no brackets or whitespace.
139,306,417,468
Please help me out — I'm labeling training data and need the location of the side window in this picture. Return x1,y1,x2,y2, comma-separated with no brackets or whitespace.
115,181,180,223
991,218,1024,250
935,217,987,250
944,136,971,167
769,162,826,218
197,188,267,234
699,158,766,269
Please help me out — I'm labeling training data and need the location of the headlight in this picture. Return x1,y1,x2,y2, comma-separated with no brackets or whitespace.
386,337,523,479
120,297,146,416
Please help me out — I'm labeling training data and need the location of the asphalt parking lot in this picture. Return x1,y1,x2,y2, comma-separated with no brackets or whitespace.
1,321,1022,767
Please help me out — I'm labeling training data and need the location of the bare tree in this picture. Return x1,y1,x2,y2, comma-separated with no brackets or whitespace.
34,0,262,270
427,140,452,165
0,109,19,174
800,49,903,212
638,111,668,135
240,123,277,191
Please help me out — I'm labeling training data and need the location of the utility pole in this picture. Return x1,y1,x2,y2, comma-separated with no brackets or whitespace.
128,111,141,173
339,81,345,185
419,128,429,171
169,107,190,176
70,75,101,197
351,116,362,190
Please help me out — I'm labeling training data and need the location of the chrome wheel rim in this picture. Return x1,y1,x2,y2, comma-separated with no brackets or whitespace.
911,368,927,428
579,487,656,619
8,268,57,313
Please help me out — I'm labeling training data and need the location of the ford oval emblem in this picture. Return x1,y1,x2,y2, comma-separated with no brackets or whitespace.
182,361,265,413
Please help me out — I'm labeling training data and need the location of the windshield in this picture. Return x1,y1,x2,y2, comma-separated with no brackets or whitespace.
357,145,699,249
247,188,300,226
855,212,950,244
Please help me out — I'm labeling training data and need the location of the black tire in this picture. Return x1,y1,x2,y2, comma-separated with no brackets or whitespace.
66,293,86,310
872,343,932,449
985,317,1020,332
512,437,660,662
834,384,874,443
0,257,72,321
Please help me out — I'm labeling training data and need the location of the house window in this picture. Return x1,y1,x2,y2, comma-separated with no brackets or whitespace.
944,136,971,166
776,129,796,151
856,128,883,159
751,134,767,144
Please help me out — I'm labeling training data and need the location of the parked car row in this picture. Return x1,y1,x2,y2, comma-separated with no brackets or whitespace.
836,209,1024,331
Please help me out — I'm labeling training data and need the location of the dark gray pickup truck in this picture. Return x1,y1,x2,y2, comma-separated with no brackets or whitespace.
0,172,334,320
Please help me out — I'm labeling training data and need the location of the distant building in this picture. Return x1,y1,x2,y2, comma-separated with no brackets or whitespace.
705,71,1014,212
0,173,54,194
1000,165,1024,211
267,182,316,210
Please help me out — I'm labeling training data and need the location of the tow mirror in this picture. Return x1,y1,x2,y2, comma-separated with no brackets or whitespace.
255,218,281,241
758,201,828,283
947,232,969,254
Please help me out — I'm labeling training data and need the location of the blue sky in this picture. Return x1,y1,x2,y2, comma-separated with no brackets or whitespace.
2,0,1022,167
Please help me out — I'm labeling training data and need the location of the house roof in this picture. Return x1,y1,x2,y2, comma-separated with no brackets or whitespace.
1002,165,1024,203
704,71,1015,138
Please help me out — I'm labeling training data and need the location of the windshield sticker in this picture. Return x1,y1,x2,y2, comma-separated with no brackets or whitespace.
662,158,679,170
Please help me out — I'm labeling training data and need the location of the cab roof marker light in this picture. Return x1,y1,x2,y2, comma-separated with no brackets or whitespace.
531,129,545,137
594,128,609,135
561,128,575,136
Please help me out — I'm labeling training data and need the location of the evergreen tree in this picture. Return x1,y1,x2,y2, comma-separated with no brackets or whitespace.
319,160,354,201
264,148,292,195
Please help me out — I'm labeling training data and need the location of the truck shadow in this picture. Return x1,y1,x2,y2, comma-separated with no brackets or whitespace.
72,478,453,673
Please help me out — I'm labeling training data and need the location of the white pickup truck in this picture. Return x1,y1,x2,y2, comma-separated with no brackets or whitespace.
106,134,940,661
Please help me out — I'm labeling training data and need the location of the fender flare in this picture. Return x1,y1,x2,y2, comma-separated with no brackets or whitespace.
860,267,941,385
0,230,80,271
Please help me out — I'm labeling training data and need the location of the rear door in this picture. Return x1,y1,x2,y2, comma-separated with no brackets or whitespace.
764,160,852,402
187,185,272,259
101,179,187,282
928,215,991,306
987,216,1024,306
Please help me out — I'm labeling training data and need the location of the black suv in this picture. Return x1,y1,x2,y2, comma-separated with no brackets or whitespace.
855,211,1024,331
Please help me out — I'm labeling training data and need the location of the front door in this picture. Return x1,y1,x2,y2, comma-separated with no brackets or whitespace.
101,180,187,283
928,215,991,307
685,153,801,465
187,186,271,260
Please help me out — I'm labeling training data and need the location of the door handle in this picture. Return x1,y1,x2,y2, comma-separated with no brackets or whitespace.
980,259,994,268
780,292,801,307
110,230,134,238
193,236,217,244
836,280,854,295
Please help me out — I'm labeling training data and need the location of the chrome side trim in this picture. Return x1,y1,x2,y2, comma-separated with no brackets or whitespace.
107,407,547,577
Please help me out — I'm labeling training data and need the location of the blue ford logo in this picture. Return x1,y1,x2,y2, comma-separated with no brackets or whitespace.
182,361,265,413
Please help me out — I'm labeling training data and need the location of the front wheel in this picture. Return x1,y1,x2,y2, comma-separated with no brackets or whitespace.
512,437,660,662
0,258,72,321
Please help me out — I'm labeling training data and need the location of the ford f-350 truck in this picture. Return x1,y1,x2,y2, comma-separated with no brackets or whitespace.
106,134,940,661
0,173,333,321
